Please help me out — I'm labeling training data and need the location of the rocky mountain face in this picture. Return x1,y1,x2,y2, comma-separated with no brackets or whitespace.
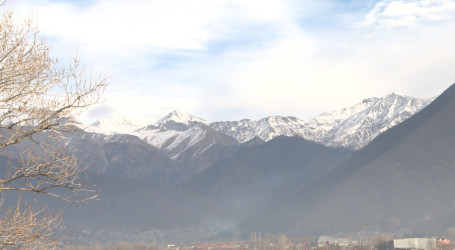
211,93,433,149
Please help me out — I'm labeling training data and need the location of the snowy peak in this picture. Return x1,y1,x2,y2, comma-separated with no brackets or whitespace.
156,110,207,127
88,112,159,134
255,116,305,141
91,113,138,131
209,119,257,143
210,116,310,143
308,93,434,149
133,111,236,167
136,110,208,133
312,93,430,128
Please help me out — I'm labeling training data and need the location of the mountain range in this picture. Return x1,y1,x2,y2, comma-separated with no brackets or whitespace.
5,88,455,243
84,93,432,173
89,93,432,151
70,93,433,183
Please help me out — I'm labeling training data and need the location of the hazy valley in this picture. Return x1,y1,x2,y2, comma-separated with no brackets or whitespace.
4,85,455,246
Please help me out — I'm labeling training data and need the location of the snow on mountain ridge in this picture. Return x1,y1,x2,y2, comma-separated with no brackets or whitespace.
132,112,214,163
209,93,434,149
307,93,434,148
87,112,159,135
83,93,434,154
156,110,207,126
209,119,257,143
165,126,207,153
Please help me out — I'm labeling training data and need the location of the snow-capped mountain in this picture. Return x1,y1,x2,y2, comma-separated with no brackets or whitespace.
87,112,159,134
136,111,210,150
210,93,434,149
135,111,237,173
156,110,208,127
65,93,435,188
210,116,313,143
83,111,236,174
311,93,434,148
84,93,434,154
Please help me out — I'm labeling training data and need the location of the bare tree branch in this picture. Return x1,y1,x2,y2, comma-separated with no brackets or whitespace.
0,5,108,248
0,200,64,249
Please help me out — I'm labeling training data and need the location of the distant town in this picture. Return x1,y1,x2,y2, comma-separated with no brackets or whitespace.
62,233,454,250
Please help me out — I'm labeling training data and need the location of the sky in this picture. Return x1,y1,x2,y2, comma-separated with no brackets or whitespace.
5,0,455,123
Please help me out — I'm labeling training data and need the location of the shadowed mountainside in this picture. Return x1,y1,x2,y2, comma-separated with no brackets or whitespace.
184,136,353,220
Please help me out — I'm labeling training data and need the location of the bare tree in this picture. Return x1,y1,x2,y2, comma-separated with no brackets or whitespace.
0,199,63,249
0,3,108,249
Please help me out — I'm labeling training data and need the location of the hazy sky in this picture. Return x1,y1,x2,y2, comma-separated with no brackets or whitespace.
6,0,455,122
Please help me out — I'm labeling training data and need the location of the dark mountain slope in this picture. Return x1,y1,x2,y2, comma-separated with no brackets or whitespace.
185,136,353,219
243,83,455,236
64,131,185,185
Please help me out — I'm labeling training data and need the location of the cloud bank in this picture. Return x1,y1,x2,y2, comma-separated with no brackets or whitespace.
6,0,455,122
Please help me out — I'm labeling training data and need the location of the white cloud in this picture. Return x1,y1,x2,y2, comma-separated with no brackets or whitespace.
20,1,219,53
11,0,294,55
363,0,455,27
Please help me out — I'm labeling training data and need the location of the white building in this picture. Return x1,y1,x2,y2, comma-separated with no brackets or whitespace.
393,238,437,250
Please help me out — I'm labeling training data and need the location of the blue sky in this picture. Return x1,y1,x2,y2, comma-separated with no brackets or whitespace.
6,0,455,122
